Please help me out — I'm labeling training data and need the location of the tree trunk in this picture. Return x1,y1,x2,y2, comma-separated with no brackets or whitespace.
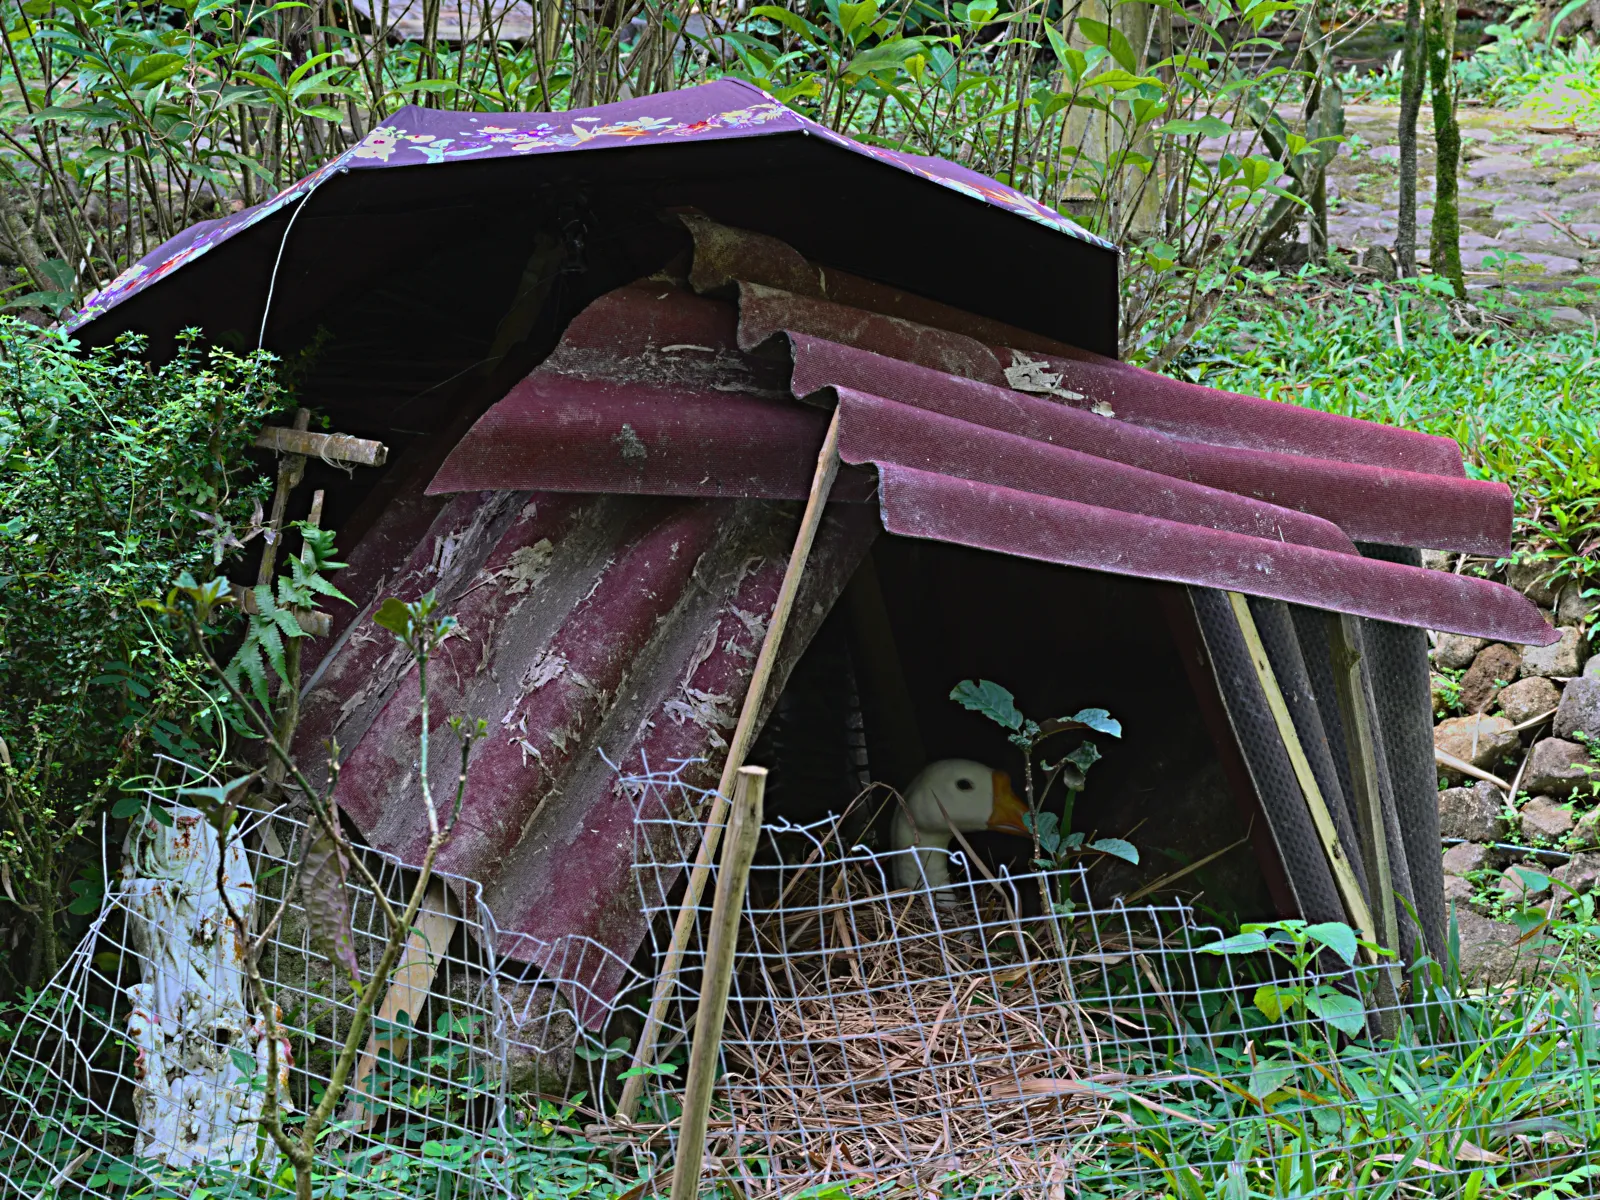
1424,0,1466,297
1395,0,1425,274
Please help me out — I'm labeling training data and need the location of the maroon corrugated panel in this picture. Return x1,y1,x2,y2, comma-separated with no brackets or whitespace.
295,465,878,1025
427,376,1357,555
875,464,1550,644
737,281,1468,477
786,334,1512,555
425,374,875,501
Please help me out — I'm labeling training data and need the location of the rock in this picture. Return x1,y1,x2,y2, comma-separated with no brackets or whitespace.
1443,873,1476,906
1554,675,1600,741
1506,560,1561,607
1554,851,1600,894
1518,795,1576,841
1433,633,1487,669
1520,626,1586,679
1498,863,1552,902
446,977,579,1096
1459,644,1523,713
1587,655,1600,680
1434,714,1519,777
1556,583,1596,627
1421,549,1454,572
1438,782,1510,842
1574,807,1600,849
1521,738,1595,798
1452,908,1555,984
1443,841,1494,876
1496,676,1561,725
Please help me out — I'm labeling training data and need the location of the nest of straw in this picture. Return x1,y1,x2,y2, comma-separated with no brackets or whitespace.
712,860,1134,1196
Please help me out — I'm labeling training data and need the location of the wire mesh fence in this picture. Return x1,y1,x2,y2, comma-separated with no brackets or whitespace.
0,772,652,1200
625,766,1600,1200
3,759,1599,1199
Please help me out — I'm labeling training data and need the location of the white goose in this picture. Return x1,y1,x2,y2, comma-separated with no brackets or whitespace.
890,758,1030,891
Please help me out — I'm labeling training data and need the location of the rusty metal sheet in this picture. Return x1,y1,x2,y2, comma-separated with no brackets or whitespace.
425,374,874,502
786,333,1511,555
874,464,1551,645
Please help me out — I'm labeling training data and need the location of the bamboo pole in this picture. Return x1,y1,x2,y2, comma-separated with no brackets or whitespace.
666,766,765,1200
1327,613,1401,1031
1226,593,1378,955
616,408,842,1123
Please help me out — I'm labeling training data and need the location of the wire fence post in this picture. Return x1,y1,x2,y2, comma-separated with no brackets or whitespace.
668,765,766,1200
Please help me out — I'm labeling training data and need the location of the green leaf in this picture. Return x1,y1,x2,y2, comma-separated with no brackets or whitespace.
1067,707,1122,737
1065,741,1101,772
1303,921,1359,966
950,679,1023,731
1156,115,1232,138
1200,931,1271,955
373,596,413,638
1026,810,1061,855
1246,1058,1294,1099
1252,983,1303,1020
1087,837,1138,864
1076,17,1137,72
1305,986,1366,1036
229,1047,257,1077
836,0,879,37
1083,68,1160,91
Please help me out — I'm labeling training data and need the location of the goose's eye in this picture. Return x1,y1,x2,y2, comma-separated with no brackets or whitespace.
955,778,975,792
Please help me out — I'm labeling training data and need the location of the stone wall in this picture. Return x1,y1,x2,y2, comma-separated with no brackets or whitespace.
1426,552,1598,982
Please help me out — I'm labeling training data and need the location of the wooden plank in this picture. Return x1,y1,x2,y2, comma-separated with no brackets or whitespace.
617,406,842,1123
1327,612,1401,1029
1226,593,1378,953
668,767,765,1200
256,425,388,467
341,879,459,1127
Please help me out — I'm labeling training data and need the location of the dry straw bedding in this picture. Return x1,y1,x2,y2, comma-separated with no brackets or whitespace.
707,862,1187,1197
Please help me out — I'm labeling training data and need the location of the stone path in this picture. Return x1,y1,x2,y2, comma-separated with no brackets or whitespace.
1328,103,1600,320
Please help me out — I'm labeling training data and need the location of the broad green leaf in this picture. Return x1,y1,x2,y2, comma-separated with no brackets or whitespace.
1305,986,1366,1036
950,679,1023,731
1156,115,1231,138
1026,810,1061,855
373,596,413,637
1088,837,1139,864
836,0,879,38
1067,707,1122,737
1075,17,1136,72
1083,68,1161,92
1200,931,1271,955
1246,1058,1294,1099
1252,983,1303,1020
1303,921,1358,965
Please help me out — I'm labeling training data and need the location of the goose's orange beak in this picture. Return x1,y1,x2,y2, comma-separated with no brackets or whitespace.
986,771,1030,836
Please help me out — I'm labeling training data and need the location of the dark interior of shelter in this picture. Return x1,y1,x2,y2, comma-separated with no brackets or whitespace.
748,537,1277,928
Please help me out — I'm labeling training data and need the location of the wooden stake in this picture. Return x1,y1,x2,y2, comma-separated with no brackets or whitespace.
1226,593,1378,954
340,879,460,1127
258,408,312,587
617,408,841,1123
1327,613,1402,1030
667,766,765,1200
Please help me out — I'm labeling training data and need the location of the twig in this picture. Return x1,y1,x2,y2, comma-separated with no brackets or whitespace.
669,767,766,1200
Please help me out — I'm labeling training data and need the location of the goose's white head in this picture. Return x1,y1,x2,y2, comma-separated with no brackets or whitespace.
891,758,1030,890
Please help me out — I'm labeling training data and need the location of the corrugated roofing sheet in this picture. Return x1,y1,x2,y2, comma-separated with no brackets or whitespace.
433,217,1548,645
293,216,1552,1025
